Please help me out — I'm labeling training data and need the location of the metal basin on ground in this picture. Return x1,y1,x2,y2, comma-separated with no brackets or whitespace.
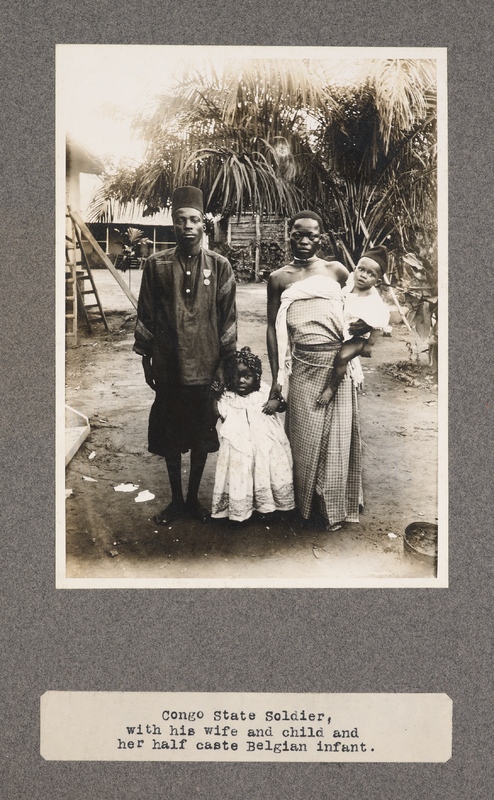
404,522,438,564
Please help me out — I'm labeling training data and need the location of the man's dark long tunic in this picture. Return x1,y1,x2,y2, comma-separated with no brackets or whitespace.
134,246,237,455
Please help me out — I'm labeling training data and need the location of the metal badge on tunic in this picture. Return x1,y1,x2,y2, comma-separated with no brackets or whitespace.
203,269,211,286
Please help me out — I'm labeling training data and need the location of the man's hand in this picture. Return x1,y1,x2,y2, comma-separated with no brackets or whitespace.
142,356,156,391
212,362,226,395
348,318,372,338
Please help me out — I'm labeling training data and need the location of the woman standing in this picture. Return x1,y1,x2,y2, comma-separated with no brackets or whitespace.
266,211,366,530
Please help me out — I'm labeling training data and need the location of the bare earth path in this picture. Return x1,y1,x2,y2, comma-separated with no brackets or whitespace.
64,270,439,584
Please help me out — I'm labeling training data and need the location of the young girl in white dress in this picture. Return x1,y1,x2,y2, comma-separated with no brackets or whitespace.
211,347,295,523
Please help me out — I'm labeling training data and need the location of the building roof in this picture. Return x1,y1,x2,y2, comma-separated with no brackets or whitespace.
66,135,104,175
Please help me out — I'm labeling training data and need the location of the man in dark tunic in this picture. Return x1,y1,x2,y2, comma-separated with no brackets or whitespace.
134,186,237,524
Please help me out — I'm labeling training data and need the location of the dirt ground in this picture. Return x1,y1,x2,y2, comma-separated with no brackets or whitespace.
64,270,439,584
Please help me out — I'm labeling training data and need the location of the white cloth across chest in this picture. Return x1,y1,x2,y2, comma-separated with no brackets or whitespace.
276,274,344,385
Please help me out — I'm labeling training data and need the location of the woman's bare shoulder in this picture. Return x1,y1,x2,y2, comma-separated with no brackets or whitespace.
270,263,295,277
268,264,296,289
321,259,350,286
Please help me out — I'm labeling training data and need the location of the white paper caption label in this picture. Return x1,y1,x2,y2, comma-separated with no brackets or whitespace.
40,692,452,762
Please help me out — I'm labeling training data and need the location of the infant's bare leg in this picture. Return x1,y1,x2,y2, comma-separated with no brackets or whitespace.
317,339,367,406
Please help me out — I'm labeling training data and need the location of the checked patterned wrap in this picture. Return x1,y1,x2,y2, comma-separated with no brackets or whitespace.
285,297,363,525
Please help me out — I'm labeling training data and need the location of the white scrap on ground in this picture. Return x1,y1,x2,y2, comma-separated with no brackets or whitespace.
82,475,97,482
114,483,139,492
88,451,96,460
65,489,73,499
135,490,155,503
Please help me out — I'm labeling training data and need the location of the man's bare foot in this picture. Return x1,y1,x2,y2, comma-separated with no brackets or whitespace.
316,386,336,405
154,500,186,525
185,499,210,523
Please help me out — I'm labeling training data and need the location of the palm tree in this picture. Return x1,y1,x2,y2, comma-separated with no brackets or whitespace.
125,58,331,216
91,56,438,262
312,59,437,261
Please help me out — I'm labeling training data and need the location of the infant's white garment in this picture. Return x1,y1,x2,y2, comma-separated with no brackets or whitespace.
341,274,390,388
342,273,390,341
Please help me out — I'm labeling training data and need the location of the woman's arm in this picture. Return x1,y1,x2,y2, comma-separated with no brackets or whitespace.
266,272,282,390
265,272,284,415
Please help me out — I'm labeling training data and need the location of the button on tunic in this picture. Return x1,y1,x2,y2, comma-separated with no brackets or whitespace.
134,247,237,386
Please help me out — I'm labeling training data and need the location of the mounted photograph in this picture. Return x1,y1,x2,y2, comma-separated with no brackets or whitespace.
57,45,447,588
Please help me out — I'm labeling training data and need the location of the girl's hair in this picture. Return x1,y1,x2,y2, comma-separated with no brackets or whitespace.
226,346,262,392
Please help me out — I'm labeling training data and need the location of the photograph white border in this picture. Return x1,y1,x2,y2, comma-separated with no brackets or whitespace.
56,45,448,589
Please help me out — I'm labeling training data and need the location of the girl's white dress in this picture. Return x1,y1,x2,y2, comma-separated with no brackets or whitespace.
211,382,295,522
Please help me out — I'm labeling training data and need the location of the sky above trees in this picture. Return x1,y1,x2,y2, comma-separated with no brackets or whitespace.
59,45,444,259
58,45,434,164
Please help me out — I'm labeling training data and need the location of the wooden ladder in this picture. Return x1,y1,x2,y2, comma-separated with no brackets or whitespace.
73,222,109,334
65,216,78,346
67,207,138,310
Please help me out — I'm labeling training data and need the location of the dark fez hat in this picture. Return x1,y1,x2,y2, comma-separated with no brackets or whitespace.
361,245,388,274
171,186,204,214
